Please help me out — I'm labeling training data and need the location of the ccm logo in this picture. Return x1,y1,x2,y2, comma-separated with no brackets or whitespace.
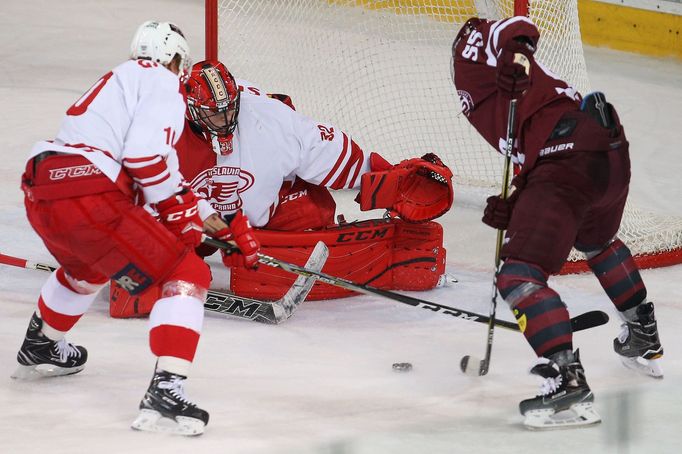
48,164,101,180
166,206,198,221
337,227,390,243
280,189,307,204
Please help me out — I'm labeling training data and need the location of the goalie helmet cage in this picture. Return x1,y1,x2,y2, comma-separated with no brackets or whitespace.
204,0,682,272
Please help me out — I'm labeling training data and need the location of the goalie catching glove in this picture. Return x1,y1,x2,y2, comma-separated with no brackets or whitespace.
357,152,454,223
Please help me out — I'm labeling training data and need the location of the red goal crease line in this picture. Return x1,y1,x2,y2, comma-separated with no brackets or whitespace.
560,249,682,274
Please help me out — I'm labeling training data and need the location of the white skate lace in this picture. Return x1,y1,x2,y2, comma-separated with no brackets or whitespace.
538,375,563,396
158,377,193,405
54,338,80,362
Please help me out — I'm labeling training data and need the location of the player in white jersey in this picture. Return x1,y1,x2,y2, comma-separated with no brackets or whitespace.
13,21,225,435
173,60,454,303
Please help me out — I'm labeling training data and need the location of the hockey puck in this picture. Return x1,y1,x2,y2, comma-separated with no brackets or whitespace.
392,362,413,372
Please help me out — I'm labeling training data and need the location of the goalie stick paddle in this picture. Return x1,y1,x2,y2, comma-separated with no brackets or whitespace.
203,237,609,333
0,244,329,325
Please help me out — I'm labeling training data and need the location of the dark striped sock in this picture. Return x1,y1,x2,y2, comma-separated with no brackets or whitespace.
498,260,572,358
587,239,646,312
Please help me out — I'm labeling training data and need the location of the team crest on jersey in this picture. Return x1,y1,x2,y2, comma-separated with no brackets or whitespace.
190,166,255,213
457,90,474,115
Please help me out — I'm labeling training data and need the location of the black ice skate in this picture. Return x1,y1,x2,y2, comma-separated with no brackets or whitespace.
11,312,87,380
131,369,209,436
519,350,601,430
614,302,663,378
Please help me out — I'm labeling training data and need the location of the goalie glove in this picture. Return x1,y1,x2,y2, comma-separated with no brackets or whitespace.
357,152,454,223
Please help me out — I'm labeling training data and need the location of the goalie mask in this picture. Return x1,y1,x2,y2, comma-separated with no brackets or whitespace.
130,21,191,78
185,60,240,156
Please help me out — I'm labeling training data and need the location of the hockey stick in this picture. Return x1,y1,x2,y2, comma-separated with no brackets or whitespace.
459,93,518,376
0,243,328,325
202,237,609,333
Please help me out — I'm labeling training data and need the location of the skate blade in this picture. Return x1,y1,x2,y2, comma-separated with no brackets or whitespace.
10,364,85,380
131,409,205,436
523,403,601,430
620,356,663,379
436,273,458,287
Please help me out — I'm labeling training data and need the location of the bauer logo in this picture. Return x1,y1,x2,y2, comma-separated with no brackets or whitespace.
112,264,152,296
539,142,574,157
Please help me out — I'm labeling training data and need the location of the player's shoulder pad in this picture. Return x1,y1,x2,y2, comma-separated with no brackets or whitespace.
239,89,300,129
114,59,182,93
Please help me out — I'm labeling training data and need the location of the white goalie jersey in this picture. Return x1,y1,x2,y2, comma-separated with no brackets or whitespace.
176,88,372,227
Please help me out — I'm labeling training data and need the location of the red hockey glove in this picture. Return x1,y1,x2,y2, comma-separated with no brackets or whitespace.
358,152,454,223
154,188,204,247
497,38,535,99
215,211,261,269
482,188,520,230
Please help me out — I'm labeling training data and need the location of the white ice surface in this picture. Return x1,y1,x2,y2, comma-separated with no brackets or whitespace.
1,1,681,453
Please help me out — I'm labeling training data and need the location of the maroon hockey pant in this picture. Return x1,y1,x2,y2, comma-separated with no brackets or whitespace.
502,146,630,274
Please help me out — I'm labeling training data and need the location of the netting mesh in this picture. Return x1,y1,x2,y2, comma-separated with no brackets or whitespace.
215,0,682,268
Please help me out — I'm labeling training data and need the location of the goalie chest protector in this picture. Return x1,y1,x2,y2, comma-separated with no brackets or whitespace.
230,218,446,301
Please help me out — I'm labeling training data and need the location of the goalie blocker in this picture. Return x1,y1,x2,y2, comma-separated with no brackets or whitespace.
109,217,446,316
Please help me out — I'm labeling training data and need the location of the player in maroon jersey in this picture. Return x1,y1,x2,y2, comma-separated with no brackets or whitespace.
452,16,663,428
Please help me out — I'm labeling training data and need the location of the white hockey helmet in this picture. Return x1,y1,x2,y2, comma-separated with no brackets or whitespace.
130,21,191,77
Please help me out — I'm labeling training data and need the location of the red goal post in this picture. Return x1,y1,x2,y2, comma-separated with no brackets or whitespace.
204,0,682,272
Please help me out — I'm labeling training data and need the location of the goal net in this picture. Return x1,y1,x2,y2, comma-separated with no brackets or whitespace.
208,0,682,271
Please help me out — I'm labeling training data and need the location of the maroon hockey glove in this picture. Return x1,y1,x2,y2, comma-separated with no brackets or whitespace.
216,210,261,269
154,188,204,248
497,38,535,99
482,189,520,230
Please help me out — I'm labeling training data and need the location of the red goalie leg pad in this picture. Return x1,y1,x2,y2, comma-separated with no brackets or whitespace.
230,218,446,301
109,247,210,318
109,281,160,318
265,178,336,231
389,221,446,290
